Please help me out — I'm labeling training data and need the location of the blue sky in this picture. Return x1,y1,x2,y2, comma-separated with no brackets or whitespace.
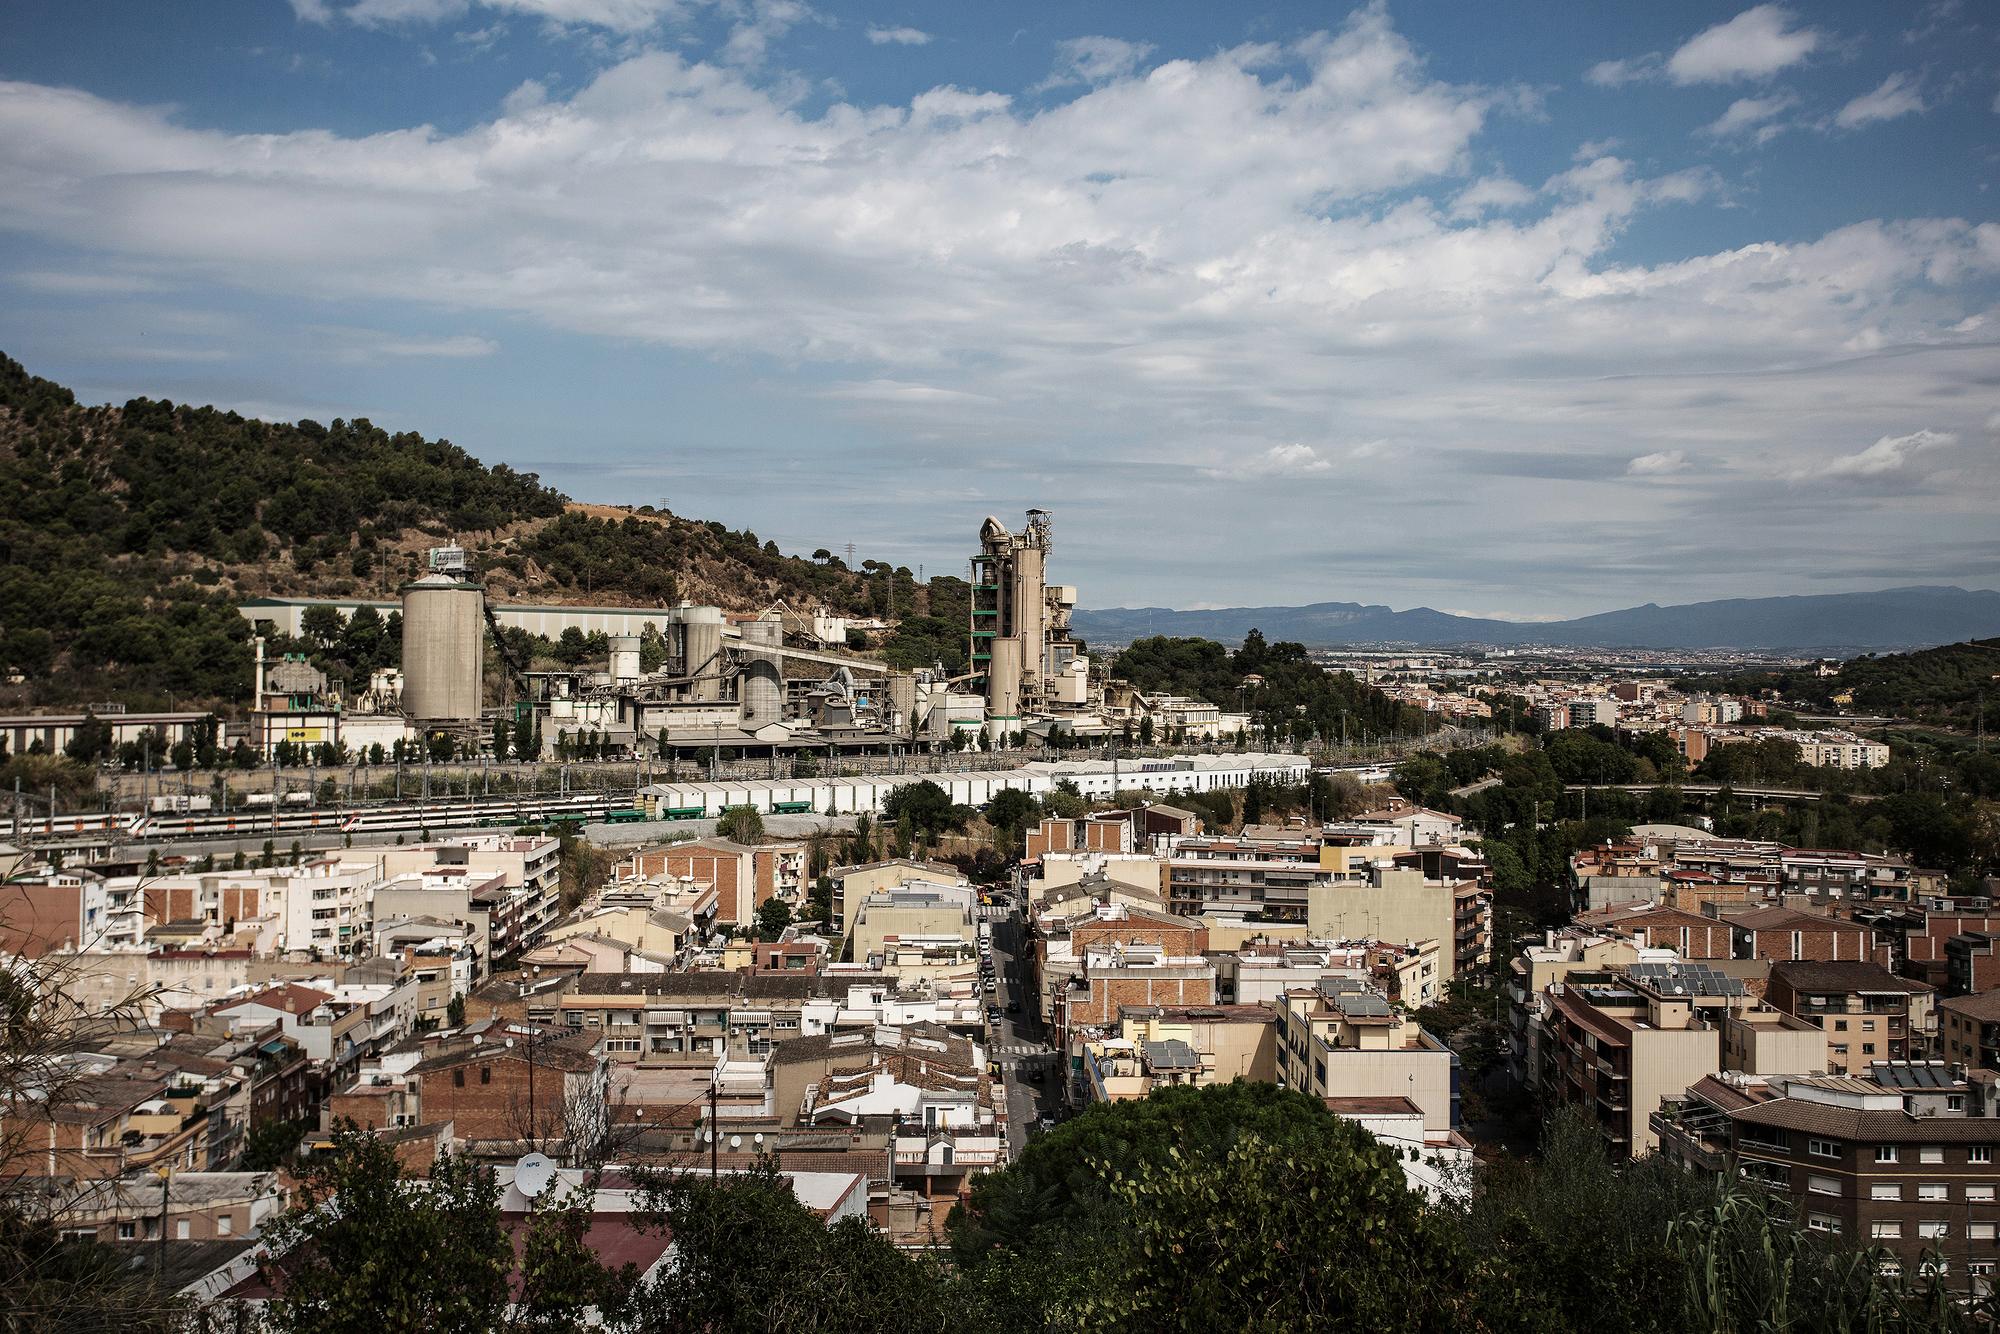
2,1,1997,618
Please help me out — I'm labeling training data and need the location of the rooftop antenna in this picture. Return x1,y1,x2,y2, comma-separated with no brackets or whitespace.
513,1151,556,1201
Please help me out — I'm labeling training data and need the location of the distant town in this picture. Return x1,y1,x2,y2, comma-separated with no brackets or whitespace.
4,495,1999,1326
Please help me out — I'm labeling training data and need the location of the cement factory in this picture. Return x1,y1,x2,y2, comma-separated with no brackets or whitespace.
238,512,1153,764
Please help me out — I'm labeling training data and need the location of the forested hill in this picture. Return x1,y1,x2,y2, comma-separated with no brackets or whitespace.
1696,637,2000,732
0,354,957,706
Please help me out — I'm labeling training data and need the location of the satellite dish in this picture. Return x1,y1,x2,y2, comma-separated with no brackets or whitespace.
514,1152,555,1200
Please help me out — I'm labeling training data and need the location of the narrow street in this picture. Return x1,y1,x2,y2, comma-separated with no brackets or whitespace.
981,901,1063,1159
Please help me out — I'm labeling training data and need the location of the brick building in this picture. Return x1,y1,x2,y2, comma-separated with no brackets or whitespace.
618,838,804,927
1764,961,1936,1075
1578,903,1734,960
1656,1070,2000,1290
1948,934,2000,997
1730,906,1880,964
412,1029,608,1159
1942,992,2000,1074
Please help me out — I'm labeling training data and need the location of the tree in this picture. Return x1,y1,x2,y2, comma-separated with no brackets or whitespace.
240,1118,307,1171
984,788,1041,855
63,710,112,763
757,897,793,941
716,805,764,842
446,993,466,1027
258,1126,512,1334
169,739,194,771
623,1161,963,1333
300,603,345,649
491,716,511,762
883,780,962,843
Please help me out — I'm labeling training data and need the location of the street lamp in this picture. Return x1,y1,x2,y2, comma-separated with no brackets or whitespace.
153,1161,171,1278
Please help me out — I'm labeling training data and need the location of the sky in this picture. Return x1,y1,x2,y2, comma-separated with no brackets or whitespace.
2,1,1998,620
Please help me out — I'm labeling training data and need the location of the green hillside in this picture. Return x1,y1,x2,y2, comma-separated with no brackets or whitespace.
0,354,960,708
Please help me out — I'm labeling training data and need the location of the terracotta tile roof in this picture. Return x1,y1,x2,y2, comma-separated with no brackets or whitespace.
1941,991,2000,1023
1731,1100,2000,1143
218,983,334,1017
1768,961,1930,994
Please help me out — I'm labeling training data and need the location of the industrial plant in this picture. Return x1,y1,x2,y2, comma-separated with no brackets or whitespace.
235,512,1175,763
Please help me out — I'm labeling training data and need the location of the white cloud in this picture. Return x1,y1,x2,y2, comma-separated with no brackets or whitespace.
1217,444,1336,479
295,0,693,32
1700,92,1797,142
1835,72,1927,129
1820,429,1956,479
1035,36,1154,91
1628,450,1691,475
1668,6,1822,84
4,6,1998,612
866,25,930,46
1585,57,1658,88
1449,175,1534,219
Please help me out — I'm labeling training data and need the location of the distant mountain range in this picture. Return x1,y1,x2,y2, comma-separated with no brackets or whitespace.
1071,587,2000,653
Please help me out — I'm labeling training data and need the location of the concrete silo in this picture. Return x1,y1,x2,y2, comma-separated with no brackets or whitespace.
400,572,486,723
681,605,725,702
737,615,786,728
987,636,1023,738
608,634,643,684
888,672,917,737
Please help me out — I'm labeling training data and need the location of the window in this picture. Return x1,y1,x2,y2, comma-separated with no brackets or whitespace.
1948,1096,1966,1113
1808,1213,1841,1234
1969,1185,1996,1204
176,1221,190,1241
1970,1262,1995,1278
217,1214,232,1237
1808,1174,1840,1196
1973,1223,1997,1242
1862,1020,1876,1033
1809,1138,1840,1159
1872,1221,1903,1240
1972,1146,1993,1165
1919,1221,1950,1240
1875,1146,1900,1164
117,1222,135,1240
453,1069,465,1087
1872,1182,1903,1202
1833,1019,1850,1032
1862,1043,1877,1055
1921,1145,1944,1164
1919,1183,1948,1202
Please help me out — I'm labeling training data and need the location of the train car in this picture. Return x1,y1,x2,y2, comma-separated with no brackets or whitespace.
770,801,813,815
603,808,649,824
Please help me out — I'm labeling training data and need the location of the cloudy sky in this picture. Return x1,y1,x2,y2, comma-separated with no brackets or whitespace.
3,1,1998,618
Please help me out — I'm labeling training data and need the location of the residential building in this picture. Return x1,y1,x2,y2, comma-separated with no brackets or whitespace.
1764,961,1936,1074
1080,1005,1279,1102
1541,961,1826,1157
1942,993,2000,1073
1654,1068,2000,1290
411,1028,609,1162
616,837,805,926
1275,979,1457,1134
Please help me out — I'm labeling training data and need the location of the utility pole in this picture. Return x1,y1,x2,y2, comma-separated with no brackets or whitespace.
709,1079,719,1181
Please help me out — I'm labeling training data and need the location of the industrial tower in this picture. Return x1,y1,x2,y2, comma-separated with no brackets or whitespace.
971,510,1078,737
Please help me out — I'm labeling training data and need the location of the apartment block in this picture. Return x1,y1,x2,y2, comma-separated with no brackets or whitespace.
1540,962,1826,1158
1764,961,1936,1074
1275,979,1457,1133
1941,992,2000,1073
1655,1068,2000,1291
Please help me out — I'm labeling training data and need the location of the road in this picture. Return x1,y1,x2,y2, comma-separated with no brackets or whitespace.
981,902,1064,1160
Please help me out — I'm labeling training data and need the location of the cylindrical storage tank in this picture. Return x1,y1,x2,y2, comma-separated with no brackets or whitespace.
741,651,783,728
988,636,1023,736
741,615,783,647
888,673,917,736
609,634,642,684
682,606,725,701
1013,542,1045,685
400,573,485,722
